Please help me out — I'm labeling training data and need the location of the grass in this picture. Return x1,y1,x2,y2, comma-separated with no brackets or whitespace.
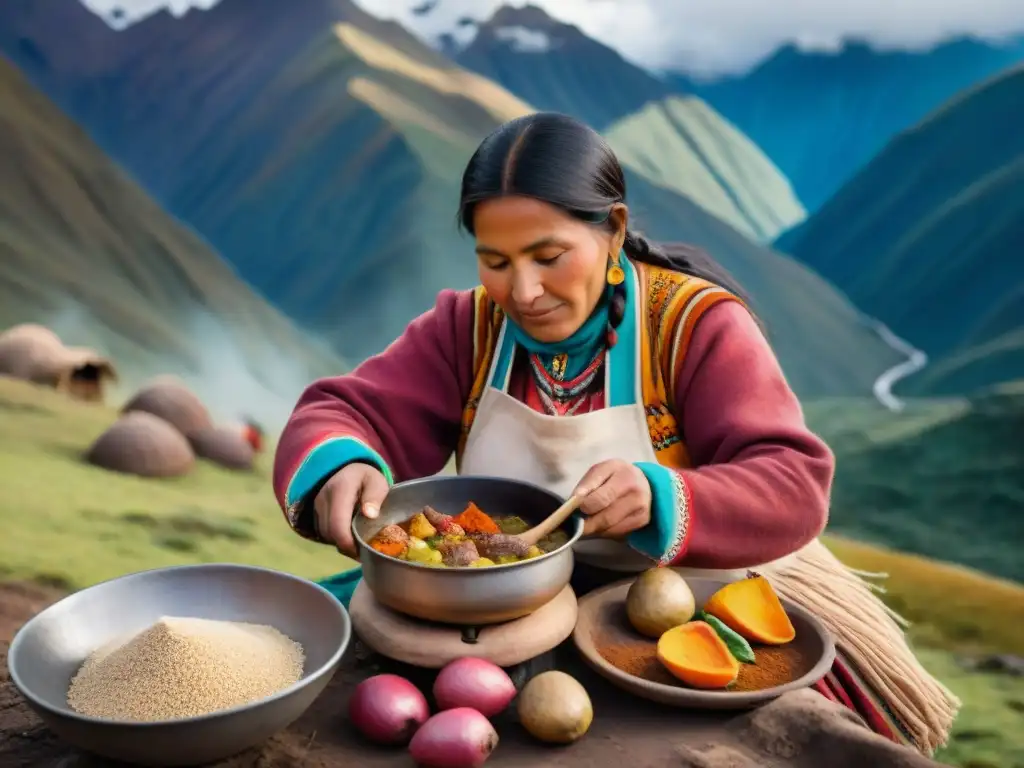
915,647,1024,768
0,377,355,590
824,536,1024,766
805,392,1024,585
605,95,806,241
825,537,1024,656
1,376,1022,766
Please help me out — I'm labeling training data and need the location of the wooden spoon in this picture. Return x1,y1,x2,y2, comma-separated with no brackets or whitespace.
516,495,581,548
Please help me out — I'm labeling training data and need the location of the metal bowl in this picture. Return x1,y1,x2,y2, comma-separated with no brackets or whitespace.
7,563,351,767
353,475,584,625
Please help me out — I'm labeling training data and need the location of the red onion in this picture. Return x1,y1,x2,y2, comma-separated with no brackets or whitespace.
409,708,498,768
432,657,517,718
348,673,430,745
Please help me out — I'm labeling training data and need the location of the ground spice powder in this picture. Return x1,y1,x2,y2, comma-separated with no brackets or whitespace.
599,640,679,686
451,503,501,534
599,636,811,692
730,645,810,692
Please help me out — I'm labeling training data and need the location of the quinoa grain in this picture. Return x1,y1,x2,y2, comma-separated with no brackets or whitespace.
66,616,304,722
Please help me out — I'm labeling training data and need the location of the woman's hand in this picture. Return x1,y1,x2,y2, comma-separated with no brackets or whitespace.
572,459,652,538
313,462,389,556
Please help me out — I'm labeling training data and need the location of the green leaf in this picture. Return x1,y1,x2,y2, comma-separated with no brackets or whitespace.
697,611,756,664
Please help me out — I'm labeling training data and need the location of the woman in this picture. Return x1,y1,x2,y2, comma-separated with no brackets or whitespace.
273,113,957,755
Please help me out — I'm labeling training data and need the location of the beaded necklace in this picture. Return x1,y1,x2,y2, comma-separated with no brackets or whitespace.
528,349,605,416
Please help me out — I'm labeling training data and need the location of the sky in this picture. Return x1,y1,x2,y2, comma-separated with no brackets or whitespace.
81,0,1024,75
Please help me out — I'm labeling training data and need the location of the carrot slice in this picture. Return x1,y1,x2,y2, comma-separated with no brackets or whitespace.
451,502,501,534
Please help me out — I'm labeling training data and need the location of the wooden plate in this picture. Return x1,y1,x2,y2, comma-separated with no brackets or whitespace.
572,575,836,709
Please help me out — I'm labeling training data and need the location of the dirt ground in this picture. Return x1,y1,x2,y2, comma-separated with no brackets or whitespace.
0,583,946,768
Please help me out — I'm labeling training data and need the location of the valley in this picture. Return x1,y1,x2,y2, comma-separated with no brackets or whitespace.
780,63,1024,396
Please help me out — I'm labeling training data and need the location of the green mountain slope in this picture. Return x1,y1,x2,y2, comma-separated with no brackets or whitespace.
806,383,1024,583
780,64,1024,394
605,96,806,242
0,56,345,426
912,328,1024,395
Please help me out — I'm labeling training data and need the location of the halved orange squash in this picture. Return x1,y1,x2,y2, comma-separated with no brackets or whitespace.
703,574,796,645
656,621,740,689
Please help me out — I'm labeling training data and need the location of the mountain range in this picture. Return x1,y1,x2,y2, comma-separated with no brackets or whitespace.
780,62,1024,396
0,0,802,244
446,6,1024,213
444,4,1023,395
449,7,809,241
678,37,1024,212
0,0,902,397
0,55,346,424
453,4,674,130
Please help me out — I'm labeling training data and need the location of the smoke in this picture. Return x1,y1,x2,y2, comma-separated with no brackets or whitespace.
174,308,339,433
36,298,343,434
42,300,96,346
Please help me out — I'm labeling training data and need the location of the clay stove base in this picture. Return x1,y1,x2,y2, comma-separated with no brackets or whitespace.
349,582,578,669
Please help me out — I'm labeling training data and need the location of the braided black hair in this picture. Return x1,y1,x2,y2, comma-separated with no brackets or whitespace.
458,112,755,340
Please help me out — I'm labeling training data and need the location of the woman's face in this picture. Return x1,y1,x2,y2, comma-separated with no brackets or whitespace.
473,196,624,343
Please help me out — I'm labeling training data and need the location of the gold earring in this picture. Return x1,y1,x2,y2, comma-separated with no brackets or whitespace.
606,251,625,286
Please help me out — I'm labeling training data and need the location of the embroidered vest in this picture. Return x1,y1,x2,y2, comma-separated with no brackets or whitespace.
456,262,742,470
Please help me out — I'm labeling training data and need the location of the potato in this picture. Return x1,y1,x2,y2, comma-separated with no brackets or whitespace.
407,513,437,540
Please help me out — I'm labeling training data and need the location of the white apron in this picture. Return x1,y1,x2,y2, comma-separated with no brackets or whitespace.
459,258,791,579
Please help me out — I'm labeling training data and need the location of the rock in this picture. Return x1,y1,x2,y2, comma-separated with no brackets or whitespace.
121,376,212,438
85,411,195,478
966,654,1024,676
675,690,942,768
189,425,255,470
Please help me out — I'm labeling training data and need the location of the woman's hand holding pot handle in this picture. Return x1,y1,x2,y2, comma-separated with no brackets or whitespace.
313,463,389,556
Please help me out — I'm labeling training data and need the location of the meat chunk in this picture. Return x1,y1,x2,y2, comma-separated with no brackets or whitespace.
421,505,465,536
470,533,531,560
374,524,408,543
369,524,409,557
438,538,480,567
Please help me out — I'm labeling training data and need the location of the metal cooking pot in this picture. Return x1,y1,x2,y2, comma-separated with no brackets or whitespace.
353,475,583,625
